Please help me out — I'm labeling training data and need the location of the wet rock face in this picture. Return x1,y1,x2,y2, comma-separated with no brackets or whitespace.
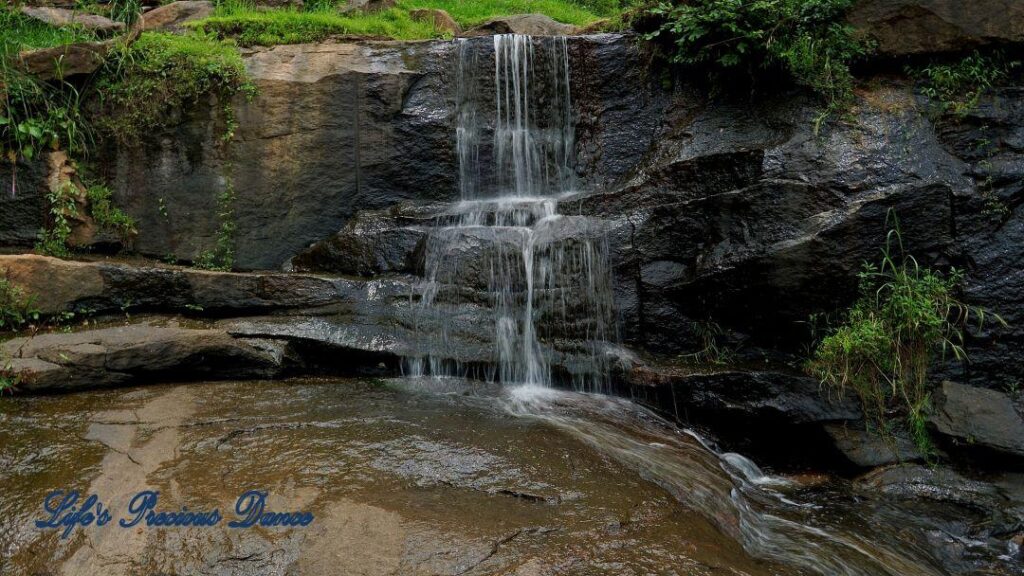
930,381,1024,459
108,40,459,270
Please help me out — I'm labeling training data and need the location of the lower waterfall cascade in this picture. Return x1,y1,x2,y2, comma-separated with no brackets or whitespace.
406,34,617,391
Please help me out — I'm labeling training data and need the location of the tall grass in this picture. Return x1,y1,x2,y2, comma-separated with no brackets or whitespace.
807,212,1005,457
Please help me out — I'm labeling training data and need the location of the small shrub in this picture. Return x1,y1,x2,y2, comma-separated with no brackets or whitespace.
0,8,94,163
639,0,867,125
36,180,79,258
0,273,40,332
94,32,255,144
911,51,1020,118
194,179,236,271
807,214,1004,457
86,184,136,246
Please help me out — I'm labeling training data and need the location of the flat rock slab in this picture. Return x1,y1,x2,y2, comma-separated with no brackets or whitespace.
930,380,1024,458
2,321,288,392
20,6,125,35
0,254,353,316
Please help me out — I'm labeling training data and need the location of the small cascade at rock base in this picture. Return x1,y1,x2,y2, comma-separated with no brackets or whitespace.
405,34,618,391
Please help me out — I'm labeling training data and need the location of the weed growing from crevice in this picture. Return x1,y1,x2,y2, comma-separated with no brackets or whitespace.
0,273,40,332
806,212,1006,458
910,50,1020,119
36,180,78,257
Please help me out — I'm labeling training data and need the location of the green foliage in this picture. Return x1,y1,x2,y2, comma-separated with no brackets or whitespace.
0,273,40,332
683,319,734,365
0,8,95,162
86,183,136,245
0,7,97,52
640,0,866,123
807,214,1004,457
94,32,255,144
911,51,1020,118
194,0,617,46
194,4,442,45
0,369,17,394
108,0,144,25
36,180,79,258
194,179,236,271
398,0,615,26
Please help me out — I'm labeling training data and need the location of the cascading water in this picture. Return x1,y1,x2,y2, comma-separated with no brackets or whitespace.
407,34,616,390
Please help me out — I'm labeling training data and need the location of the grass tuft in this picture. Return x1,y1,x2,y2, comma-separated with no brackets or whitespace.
807,212,1006,457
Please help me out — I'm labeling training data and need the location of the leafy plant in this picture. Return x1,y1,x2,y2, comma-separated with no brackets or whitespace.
0,362,18,394
911,51,1020,118
36,180,79,258
807,213,1005,457
0,272,40,331
109,0,143,25
639,0,867,126
86,183,136,246
94,32,255,144
194,178,236,271
683,318,734,365
0,8,94,164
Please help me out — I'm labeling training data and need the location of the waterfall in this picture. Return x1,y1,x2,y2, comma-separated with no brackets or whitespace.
407,35,616,390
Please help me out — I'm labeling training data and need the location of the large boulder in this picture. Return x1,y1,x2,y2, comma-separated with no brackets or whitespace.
1,322,290,392
140,0,214,32
930,381,1024,458
17,40,113,81
19,6,125,36
463,14,577,37
847,0,1024,56
409,8,460,35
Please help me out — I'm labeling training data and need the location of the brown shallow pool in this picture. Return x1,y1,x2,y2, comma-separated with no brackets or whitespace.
0,378,951,575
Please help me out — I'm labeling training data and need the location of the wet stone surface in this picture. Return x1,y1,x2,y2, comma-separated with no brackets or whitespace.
0,378,1017,576
0,378,779,576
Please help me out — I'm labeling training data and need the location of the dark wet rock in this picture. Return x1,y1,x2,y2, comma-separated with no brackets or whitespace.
20,6,125,35
0,157,49,246
290,204,430,275
409,8,460,35
140,0,214,32
823,423,922,467
628,365,860,424
0,254,352,316
930,380,1024,459
847,0,1024,57
856,464,1006,510
463,14,577,37
1,322,290,391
